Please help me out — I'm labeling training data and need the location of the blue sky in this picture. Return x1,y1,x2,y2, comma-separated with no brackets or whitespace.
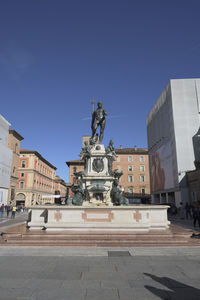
1,0,200,181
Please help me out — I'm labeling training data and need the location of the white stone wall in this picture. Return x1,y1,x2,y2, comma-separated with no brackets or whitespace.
147,79,200,205
28,205,170,231
0,115,12,204
171,79,200,178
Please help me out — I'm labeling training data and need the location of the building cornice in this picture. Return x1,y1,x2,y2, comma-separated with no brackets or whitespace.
66,159,84,167
9,130,24,141
20,149,57,170
115,148,148,155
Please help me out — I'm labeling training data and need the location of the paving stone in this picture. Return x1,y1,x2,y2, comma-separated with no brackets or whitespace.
53,264,89,273
119,287,170,300
101,279,130,289
116,260,153,273
0,270,46,280
26,278,64,290
89,264,117,272
0,279,30,289
0,253,200,300
0,288,18,300
32,287,86,300
61,279,101,289
128,278,172,290
0,288,35,300
85,288,119,300
82,271,122,280
38,270,82,280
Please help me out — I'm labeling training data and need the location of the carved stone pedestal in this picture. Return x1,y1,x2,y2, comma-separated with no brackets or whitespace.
82,143,114,206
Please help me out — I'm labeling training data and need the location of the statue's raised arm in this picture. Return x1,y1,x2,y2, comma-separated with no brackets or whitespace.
91,102,107,143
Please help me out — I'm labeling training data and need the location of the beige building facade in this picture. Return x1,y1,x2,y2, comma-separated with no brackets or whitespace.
7,130,24,205
54,175,68,203
113,147,150,201
16,149,57,206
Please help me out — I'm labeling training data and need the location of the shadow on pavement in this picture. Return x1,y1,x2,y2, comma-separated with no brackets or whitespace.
144,273,200,300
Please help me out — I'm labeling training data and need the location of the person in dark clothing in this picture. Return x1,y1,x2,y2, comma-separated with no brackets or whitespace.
193,207,200,228
0,204,5,217
185,202,192,220
6,206,10,217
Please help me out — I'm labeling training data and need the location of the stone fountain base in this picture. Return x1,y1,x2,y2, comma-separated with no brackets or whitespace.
27,205,170,232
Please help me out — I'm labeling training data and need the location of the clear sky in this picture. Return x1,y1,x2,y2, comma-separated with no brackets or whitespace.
1,0,200,181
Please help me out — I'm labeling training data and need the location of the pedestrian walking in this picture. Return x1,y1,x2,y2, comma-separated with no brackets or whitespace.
179,202,185,219
193,206,200,228
6,206,11,218
11,206,16,219
185,202,192,220
0,204,5,218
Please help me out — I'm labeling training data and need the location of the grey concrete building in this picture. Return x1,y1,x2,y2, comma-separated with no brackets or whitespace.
146,78,200,206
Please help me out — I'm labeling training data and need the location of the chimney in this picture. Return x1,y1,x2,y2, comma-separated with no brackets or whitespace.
134,145,137,151
120,145,122,149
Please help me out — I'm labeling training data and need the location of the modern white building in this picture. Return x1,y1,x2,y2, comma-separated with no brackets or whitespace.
147,78,200,206
0,115,12,205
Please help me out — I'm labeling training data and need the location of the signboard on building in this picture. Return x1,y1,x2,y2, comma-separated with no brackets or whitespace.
150,142,174,192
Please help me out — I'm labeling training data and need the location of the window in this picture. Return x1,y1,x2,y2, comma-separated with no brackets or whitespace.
140,175,145,182
128,165,133,171
139,156,144,163
11,188,15,200
73,167,77,173
140,165,145,172
14,143,18,153
128,187,134,194
128,175,133,182
20,181,24,189
21,160,26,168
21,173,24,177
141,188,145,194
128,156,132,162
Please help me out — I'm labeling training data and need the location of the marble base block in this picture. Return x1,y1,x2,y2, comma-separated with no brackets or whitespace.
28,205,170,232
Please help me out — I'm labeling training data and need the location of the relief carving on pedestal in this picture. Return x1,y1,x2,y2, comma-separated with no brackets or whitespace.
92,158,104,173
